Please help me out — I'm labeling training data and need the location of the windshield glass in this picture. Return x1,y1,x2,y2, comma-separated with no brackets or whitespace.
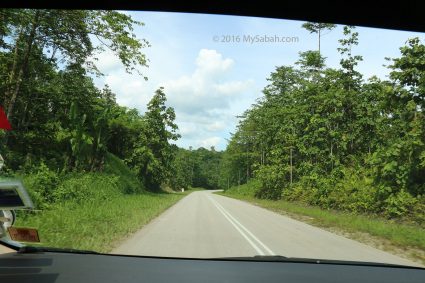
0,9,424,268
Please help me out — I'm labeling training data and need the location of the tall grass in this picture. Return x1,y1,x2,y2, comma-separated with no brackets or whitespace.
10,153,188,252
16,192,185,252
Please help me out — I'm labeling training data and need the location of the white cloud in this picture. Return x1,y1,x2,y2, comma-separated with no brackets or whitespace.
93,47,256,151
159,49,254,149
93,50,122,74
214,80,254,95
178,122,198,138
195,49,234,76
206,121,226,132
103,73,152,109
198,137,221,148
163,49,252,114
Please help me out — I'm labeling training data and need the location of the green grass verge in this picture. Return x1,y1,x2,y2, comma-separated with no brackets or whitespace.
6,153,195,253
15,191,188,253
220,185,425,255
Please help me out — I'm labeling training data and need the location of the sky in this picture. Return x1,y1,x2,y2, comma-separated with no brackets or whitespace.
92,11,424,151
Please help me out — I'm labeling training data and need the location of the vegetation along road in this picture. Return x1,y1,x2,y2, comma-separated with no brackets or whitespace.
1,10,424,268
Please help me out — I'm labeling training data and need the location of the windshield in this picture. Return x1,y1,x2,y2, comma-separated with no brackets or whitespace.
0,9,424,268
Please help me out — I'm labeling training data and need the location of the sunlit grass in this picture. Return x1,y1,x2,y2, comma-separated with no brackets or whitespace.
10,153,191,253
15,191,187,252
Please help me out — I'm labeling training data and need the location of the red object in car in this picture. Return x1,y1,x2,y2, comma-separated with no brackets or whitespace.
0,106,12,130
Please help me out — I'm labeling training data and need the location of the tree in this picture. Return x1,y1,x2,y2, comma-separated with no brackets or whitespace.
337,26,363,89
296,50,326,73
1,9,149,124
302,22,336,55
127,88,180,190
219,28,424,222
388,37,425,110
170,148,193,190
372,38,425,198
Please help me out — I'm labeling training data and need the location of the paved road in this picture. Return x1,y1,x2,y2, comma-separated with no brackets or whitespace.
0,243,13,254
113,190,421,267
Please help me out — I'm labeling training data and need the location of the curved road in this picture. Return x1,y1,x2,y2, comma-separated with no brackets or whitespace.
113,190,421,267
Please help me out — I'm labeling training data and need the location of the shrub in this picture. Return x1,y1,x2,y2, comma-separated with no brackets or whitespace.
23,163,60,209
230,180,261,197
383,189,417,219
53,174,120,204
255,165,285,200
411,195,425,225
104,153,144,194
326,171,376,213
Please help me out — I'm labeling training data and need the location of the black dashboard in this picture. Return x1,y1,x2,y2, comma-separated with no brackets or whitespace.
0,251,424,283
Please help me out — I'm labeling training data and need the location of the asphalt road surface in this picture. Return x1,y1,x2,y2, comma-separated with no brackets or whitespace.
0,244,13,254
113,190,421,267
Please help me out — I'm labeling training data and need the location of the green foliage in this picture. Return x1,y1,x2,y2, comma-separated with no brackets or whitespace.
167,146,224,190
190,147,222,189
18,152,146,212
126,88,180,190
68,102,93,169
16,189,186,252
52,174,120,204
221,27,425,225
301,22,336,54
1,11,425,243
383,190,417,219
255,165,285,200
302,22,336,35
296,50,325,71
225,179,261,197
1,9,149,118
169,147,192,190
22,163,60,209
412,196,425,225
0,8,185,194
104,153,144,193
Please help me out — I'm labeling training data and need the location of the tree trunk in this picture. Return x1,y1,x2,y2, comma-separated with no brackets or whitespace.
330,140,334,170
6,11,40,120
318,28,321,56
3,31,22,109
289,147,293,186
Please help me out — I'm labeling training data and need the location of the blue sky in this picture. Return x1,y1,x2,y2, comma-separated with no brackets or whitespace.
92,11,424,151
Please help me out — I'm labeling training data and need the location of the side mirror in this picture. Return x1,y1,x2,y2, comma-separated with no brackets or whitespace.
0,180,34,210
0,181,33,241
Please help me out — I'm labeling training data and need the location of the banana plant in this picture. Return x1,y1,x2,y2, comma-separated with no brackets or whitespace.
90,106,110,171
69,102,93,169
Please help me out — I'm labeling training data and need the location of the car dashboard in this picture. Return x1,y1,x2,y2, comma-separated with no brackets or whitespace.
0,250,424,283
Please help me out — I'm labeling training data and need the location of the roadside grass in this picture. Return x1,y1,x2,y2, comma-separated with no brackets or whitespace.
8,153,194,253
220,185,425,264
15,191,187,253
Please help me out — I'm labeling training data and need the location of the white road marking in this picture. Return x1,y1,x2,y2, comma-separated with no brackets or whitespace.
208,196,265,255
212,198,276,255
208,195,275,256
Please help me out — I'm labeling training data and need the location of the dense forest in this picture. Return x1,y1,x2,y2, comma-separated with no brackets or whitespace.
0,10,222,207
220,25,425,224
1,10,424,226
